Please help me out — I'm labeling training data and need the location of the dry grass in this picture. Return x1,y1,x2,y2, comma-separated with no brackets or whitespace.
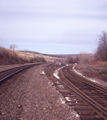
90,61,107,67
0,47,64,65
76,60,107,83
0,47,47,65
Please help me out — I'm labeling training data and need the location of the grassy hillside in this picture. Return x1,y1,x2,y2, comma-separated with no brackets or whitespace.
0,47,65,65
20,50,64,62
0,47,46,65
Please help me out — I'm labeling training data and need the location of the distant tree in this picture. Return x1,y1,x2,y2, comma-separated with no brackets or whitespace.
95,31,107,61
78,52,90,63
10,44,17,51
41,57,46,62
67,56,75,63
67,56,78,63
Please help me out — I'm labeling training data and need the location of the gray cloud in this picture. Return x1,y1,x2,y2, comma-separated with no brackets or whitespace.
0,0,107,53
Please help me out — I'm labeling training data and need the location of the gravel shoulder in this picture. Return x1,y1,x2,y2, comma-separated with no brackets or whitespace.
0,64,79,120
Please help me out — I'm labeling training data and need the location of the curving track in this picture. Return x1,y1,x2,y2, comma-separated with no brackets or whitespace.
0,63,43,93
45,64,107,120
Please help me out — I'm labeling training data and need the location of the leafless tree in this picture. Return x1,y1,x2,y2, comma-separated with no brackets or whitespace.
95,31,107,61
67,56,75,63
67,56,78,63
78,52,90,63
10,44,17,51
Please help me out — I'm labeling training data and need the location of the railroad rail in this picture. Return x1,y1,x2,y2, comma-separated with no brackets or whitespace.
45,64,107,120
0,63,42,85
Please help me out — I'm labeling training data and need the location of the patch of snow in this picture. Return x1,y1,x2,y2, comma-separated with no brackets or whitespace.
55,81,60,84
66,64,68,66
76,114,80,117
53,63,99,84
53,65,66,79
60,96,66,104
53,70,60,79
72,63,100,84
40,71,45,75
57,84,64,88
65,97,72,101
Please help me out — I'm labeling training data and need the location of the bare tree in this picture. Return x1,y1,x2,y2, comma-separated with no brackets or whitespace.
67,56,78,63
67,56,75,63
78,52,90,63
10,44,17,51
95,31,107,61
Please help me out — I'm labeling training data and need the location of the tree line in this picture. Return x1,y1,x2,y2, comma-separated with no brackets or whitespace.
95,31,107,61
67,31,107,63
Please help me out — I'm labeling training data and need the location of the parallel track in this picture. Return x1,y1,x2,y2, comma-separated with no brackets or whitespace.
0,63,42,85
45,64,107,120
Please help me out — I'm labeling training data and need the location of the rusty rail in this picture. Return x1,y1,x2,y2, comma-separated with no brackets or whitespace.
45,64,107,120
0,63,42,84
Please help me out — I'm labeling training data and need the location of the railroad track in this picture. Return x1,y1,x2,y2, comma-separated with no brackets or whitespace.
45,64,107,120
0,63,43,93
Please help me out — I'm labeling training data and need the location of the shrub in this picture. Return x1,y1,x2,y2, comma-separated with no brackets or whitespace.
30,58,33,63
41,57,46,62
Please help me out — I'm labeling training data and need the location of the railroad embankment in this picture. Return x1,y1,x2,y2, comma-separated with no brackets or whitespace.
0,64,79,120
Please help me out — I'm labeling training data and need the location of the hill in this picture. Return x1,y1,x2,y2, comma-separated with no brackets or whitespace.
0,47,67,65
0,47,80,65
0,47,46,65
20,50,78,58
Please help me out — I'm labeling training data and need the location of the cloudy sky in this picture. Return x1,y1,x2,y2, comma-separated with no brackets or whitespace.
0,0,107,54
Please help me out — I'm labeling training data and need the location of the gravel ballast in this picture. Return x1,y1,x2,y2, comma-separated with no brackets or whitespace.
0,64,79,120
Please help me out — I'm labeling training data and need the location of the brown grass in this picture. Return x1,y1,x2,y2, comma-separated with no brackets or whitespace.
76,61,107,83
0,47,65,65
90,61,107,67
0,47,46,65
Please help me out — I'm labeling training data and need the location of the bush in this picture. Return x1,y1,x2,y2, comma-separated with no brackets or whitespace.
30,59,33,63
41,57,46,62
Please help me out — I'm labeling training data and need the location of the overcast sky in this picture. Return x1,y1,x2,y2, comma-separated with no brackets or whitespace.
0,0,107,54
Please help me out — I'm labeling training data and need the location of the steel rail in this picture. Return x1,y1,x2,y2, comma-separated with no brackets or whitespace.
0,63,42,84
60,66,107,120
45,64,107,119
68,65,107,93
0,63,38,73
